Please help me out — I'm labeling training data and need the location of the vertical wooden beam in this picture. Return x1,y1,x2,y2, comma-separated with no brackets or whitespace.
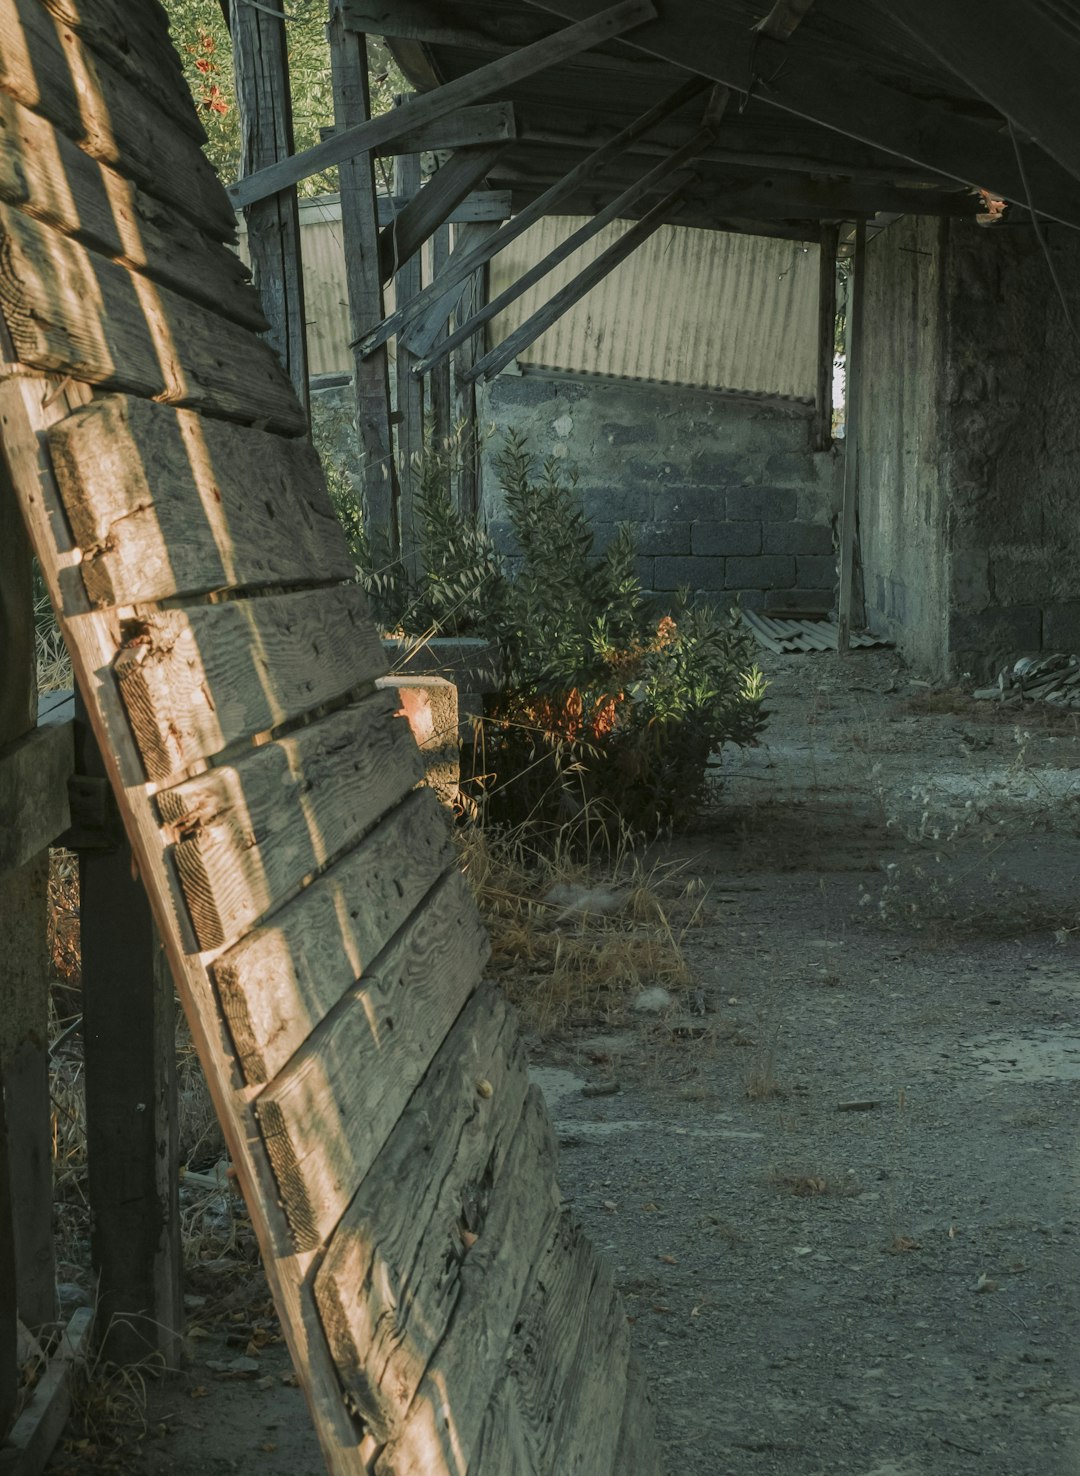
836,218,865,656
394,153,425,571
328,7,399,556
231,0,310,421
76,696,183,1368
429,224,453,460
452,223,495,520
813,223,838,452
0,1071,13,1443
0,464,54,1335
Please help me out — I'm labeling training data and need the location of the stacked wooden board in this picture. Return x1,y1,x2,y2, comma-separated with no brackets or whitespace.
0,1,661,1471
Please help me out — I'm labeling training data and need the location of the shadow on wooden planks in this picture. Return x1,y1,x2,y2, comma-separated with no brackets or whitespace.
0,1,661,1472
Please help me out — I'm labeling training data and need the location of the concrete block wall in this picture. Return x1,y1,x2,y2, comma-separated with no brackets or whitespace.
478,375,842,613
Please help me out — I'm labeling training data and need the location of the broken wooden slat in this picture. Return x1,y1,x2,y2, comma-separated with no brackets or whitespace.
314,982,529,1437
115,585,385,783
463,179,688,383
356,75,707,359
230,0,656,208
377,143,508,283
472,1215,630,1475
812,223,837,452
157,689,422,952
0,0,236,240
256,868,490,1250
610,1352,663,1475
0,206,304,434
47,395,351,607
0,94,265,331
0,1307,92,1476
0,720,73,873
418,138,705,378
393,153,424,572
212,788,454,1084
374,1087,562,1476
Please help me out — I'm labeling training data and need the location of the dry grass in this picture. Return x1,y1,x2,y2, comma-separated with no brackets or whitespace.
768,1168,859,1198
743,1042,782,1100
458,812,706,1033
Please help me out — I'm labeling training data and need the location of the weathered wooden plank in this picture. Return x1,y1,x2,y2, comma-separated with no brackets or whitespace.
230,1,657,208
212,787,454,1084
0,1063,14,1445
813,224,837,452
0,1307,92,1476
314,982,529,1437
115,585,385,783
463,179,688,383
610,1352,663,1475
0,206,304,434
39,0,199,142
837,219,865,655
0,94,265,331
46,395,351,607
328,7,399,553
0,720,73,873
472,1217,630,1475
256,868,490,1250
356,76,706,359
77,695,182,1369
375,1087,561,1476
0,0,236,240
428,224,452,455
233,0,309,416
1,368,371,1475
377,144,507,283
157,689,423,951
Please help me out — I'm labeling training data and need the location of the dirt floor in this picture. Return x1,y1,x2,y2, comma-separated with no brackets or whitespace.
49,645,1080,1474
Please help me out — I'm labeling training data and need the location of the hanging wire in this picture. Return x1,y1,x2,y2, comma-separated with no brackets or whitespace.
1008,119,1080,345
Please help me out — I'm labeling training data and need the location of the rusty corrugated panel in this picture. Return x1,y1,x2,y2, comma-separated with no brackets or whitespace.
487,218,820,398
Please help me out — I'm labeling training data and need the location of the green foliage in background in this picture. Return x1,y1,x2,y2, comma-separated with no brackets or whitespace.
162,1,406,192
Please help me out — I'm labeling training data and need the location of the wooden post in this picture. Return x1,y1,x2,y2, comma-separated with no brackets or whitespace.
231,0,310,420
394,153,425,572
451,223,496,520
0,462,55,1336
430,224,453,463
0,1073,13,1443
836,218,866,656
74,693,183,1368
813,223,838,452
328,6,399,556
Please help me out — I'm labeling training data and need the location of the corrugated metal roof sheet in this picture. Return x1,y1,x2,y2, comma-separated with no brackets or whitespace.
742,610,891,653
487,218,819,397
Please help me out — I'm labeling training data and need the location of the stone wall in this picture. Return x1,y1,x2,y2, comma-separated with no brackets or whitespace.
477,375,842,613
858,216,1080,681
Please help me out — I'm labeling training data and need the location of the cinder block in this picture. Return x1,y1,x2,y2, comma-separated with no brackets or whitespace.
487,519,517,554
377,674,459,803
763,521,833,556
687,452,746,483
796,555,838,590
601,421,657,446
663,486,726,521
949,605,1042,679
725,555,795,589
581,486,652,523
691,521,761,556
654,555,726,590
635,521,691,556
727,486,797,521
764,449,815,485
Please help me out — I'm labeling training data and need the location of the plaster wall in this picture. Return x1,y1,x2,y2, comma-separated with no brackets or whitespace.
477,375,842,613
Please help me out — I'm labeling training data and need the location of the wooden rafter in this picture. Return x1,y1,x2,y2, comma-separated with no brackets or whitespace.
886,0,1080,189
525,0,1080,229
412,131,709,377
229,0,656,208
377,143,508,282
753,0,816,41
461,180,689,382
353,75,708,357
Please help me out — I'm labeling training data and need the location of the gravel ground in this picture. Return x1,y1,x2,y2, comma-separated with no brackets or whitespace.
54,646,1080,1474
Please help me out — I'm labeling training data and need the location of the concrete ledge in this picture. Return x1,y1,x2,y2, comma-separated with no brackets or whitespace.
376,675,459,804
